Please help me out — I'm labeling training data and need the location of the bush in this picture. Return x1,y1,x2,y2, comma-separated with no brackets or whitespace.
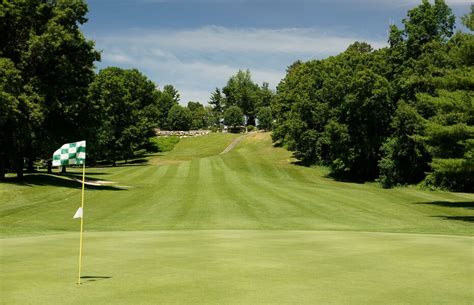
247,125,255,132
424,158,474,192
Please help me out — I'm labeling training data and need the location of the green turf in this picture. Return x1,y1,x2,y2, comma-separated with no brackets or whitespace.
1,132,473,305
151,135,180,152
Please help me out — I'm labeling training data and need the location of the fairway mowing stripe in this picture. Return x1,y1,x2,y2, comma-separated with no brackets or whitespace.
281,165,321,185
220,148,426,229
212,157,266,227
191,157,218,225
124,165,173,218
144,162,193,227
128,164,182,227
171,159,201,228
234,153,414,225
88,165,178,227
127,164,163,185
210,157,263,227
240,149,287,181
219,153,328,224
221,150,321,214
121,164,184,228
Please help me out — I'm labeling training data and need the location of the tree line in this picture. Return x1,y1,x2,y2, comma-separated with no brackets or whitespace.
208,69,275,131
0,0,215,178
271,1,473,192
1,0,472,192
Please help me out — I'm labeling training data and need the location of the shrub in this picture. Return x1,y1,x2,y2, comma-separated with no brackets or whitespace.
424,158,474,192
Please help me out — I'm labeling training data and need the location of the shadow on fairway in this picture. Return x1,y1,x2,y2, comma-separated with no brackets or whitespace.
415,201,474,223
2,174,126,191
93,156,154,167
81,275,112,283
61,172,110,176
432,216,474,223
414,201,474,210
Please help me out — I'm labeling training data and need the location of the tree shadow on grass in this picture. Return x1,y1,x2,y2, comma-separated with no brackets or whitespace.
414,201,474,210
80,275,112,284
2,174,126,191
289,157,368,184
92,162,148,168
432,216,474,223
61,172,110,176
415,201,474,223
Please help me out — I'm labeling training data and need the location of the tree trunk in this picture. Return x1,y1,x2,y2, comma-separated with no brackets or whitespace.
61,166,66,173
0,158,5,181
16,157,24,180
27,158,34,173
47,160,52,174
112,159,116,167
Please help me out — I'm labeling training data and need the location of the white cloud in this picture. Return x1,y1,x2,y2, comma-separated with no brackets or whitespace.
92,26,386,104
100,26,386,55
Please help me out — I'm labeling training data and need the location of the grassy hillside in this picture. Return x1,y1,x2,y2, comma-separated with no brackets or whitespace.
1,133,473,305
1,132,472,236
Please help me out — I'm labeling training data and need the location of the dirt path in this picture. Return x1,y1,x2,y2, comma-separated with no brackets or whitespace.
220,135,246,155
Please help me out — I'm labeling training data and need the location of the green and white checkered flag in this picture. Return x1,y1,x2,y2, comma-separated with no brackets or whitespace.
52,141,86,166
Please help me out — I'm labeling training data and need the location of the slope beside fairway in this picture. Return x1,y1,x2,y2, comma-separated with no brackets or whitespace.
1,132,472,236
0,133,473,305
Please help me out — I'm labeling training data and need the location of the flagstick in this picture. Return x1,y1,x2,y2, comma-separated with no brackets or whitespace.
77,161,86,285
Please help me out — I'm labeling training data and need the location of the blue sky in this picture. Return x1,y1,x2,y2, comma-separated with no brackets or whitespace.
82,0,472,105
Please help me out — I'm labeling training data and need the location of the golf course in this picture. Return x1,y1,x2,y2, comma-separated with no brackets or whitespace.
1,133,473,305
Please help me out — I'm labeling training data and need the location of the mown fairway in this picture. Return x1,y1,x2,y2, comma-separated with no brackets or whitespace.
1,133,473,305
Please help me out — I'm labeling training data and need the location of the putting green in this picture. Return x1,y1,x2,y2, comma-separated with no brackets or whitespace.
1,133,473,304
1,231,473,305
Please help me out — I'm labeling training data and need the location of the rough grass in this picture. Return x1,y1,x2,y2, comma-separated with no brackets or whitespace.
1,132,473,305
150,135,181,152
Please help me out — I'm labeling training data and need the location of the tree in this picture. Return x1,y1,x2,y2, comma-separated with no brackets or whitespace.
0,58,43,179
257,107,273,131
224,106,244,131
378,102,430,187
271,0,473,190
167,104,192,131
0,0,100,178
402,0,455,58
163,85,180,103
419,90,474,191
336,69,394,180
88,67,160,165
158,85,180,129
209,88,224,116
259,82,274,108
187,101,208,130
222,70,260,125
462,5,474,31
